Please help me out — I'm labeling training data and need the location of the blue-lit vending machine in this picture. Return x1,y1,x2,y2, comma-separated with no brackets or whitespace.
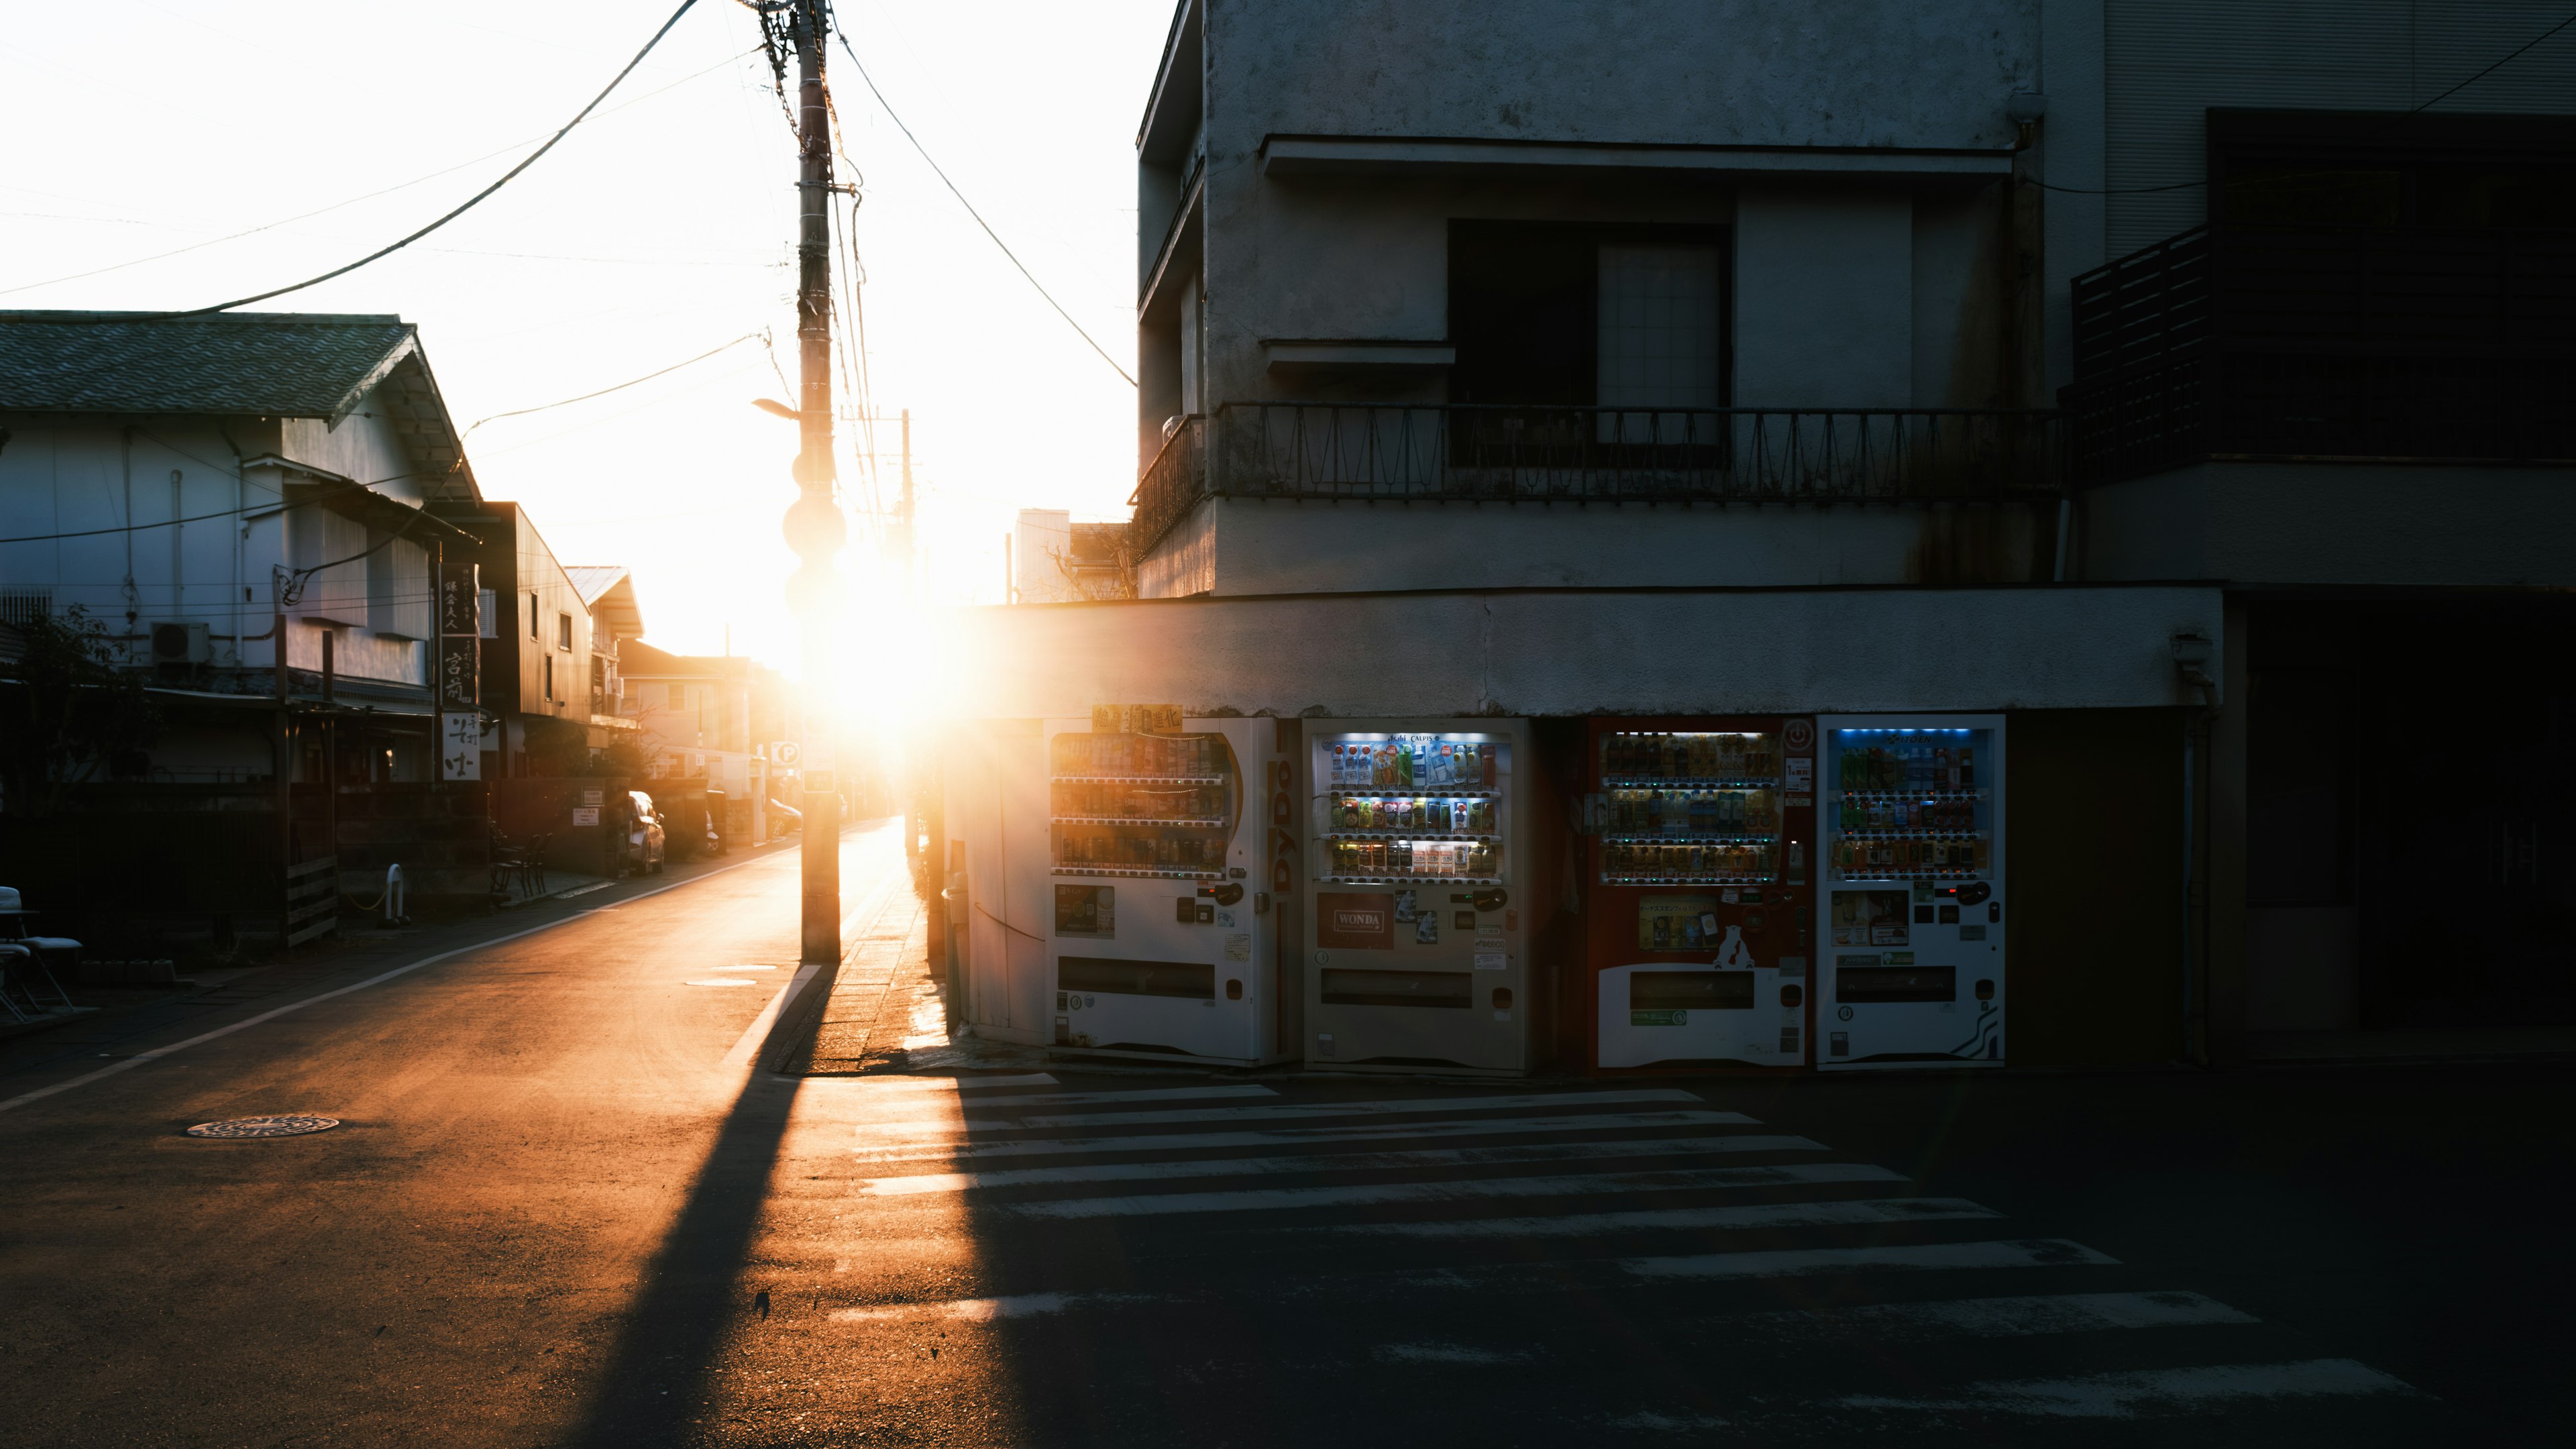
1815,715,2006,1069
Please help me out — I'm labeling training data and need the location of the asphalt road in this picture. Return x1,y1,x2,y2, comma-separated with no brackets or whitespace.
3,820,2567,1446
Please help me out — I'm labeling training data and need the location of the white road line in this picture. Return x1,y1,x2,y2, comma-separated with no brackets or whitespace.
1735,1290,2257,1342
1622,1238,2118,1281
963,1084,1279,1108
852,1110,1762,1163
1007,1161,1902,1220
0,843,810,1117
1837,1358,2418,1417
719,961,829,1068
1000,1088,1707,1130
828,1291,1162,1324
859,1134,1827,1196
1337,1196,1999,1238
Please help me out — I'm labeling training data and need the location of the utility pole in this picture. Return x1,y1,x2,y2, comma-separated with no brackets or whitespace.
775,0,847,966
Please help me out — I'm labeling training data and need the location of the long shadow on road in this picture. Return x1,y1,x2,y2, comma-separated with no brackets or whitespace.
566,827,892,1448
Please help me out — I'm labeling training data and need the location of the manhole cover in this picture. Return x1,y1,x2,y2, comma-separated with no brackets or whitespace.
184,1115,341,1139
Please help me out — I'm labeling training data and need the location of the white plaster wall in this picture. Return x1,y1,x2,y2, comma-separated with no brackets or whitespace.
1174,496,2047,593
280,411,425,504
1734,187,1915,407
2082,462,2576,587
933,584,2221,720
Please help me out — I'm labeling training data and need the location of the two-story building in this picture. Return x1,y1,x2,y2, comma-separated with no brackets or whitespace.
425,499,648,777
0,309,484,786
929,1,2575,1075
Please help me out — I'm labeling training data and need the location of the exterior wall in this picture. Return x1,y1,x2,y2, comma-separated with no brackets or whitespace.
0,419,432,690
2100,0,2576,256
939,584,2219,720
1735,187,1917,407
2081,462,2576,588
1163,496,2051,594
514,517,594,727
279,411,427,507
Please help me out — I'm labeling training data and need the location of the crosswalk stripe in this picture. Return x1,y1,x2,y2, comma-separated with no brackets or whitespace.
1621,1238,2117,1281
852,1109,1760,1162
1006,1161,1903,1220
827,1291,1161,1324
1000,1088,1707,1130
857,1134,1827,1196
1835,1357,2417,1417
1334,1195,1999,1237
1732,1289,2257,1341
959,1084,1279,1107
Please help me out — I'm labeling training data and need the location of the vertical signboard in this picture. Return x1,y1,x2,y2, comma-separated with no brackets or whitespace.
437,564,481,782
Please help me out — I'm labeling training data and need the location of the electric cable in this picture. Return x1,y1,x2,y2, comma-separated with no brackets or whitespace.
830,24,1137,386
58,0,705,320
460,332,764,436
0,46,762,299
0,476,418,545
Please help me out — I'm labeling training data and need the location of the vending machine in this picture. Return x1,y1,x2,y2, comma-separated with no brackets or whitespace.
1586,718,1817,1071
1815,715,2006,1069
1305,718,1531,1074
1043,712,1286,1065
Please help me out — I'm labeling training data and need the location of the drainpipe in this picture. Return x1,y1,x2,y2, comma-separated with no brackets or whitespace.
2053,492,2075,582
2172,632,2218,1067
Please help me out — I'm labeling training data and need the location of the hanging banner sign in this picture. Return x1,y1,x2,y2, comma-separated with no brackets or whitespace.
438,710,482,782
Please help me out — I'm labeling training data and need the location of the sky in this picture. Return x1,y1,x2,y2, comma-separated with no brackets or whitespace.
0,0,1173,674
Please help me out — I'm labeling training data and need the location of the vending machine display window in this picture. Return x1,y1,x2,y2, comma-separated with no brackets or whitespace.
1315,733,1509,886
1815,717,2006,1069
1598,731,1783,885
1825,730,1989,882
1048,729,1238,880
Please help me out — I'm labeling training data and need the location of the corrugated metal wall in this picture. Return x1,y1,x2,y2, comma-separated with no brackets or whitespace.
2105,0,2576,256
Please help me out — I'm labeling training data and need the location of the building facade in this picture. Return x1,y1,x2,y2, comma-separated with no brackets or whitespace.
929,1,2576,1073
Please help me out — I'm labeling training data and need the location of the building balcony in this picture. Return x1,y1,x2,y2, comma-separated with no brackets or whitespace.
1134,404,2065,555
1128,404,2069,596
2063,224,2576,484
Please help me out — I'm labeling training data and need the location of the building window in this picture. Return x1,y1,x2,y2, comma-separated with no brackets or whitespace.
557,612,573,651
543,654,555,703
528,592,540,639
0,587,52,625
1450,221,1729,412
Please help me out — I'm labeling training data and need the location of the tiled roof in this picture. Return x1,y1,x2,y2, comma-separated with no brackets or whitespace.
0,310,419,416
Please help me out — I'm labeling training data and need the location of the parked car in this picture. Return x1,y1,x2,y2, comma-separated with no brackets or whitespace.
621,790,667,877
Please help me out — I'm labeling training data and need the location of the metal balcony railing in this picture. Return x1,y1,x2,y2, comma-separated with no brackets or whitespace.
1129,405,2066,557
2065,223,2576,482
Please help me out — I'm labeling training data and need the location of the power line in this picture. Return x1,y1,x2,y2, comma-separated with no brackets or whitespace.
460,332,765,435
830,24,1136,387
0,46,763,299
2415,11,2575,111
70,0,705,321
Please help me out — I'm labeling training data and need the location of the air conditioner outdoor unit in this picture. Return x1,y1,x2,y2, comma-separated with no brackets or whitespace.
150,621,211,664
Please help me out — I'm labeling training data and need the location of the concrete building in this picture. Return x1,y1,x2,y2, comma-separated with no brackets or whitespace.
0,310,484,786
938,0,2575,1071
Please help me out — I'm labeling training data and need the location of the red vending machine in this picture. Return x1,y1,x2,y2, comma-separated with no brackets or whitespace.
1584,717,1817,1071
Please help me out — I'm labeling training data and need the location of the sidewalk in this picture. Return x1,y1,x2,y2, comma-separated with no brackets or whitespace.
770,891,1048,1076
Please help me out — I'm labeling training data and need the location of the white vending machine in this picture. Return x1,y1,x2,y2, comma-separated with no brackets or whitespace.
1305,718,1531,1075
1044,714,1287,1065
1815,715,2006,1069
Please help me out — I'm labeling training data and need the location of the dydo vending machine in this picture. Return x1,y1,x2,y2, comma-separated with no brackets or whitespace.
1815,715,2006,1068
1587,718,1817,1070
1044,710,1285,1065
1306,718,1532,1074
